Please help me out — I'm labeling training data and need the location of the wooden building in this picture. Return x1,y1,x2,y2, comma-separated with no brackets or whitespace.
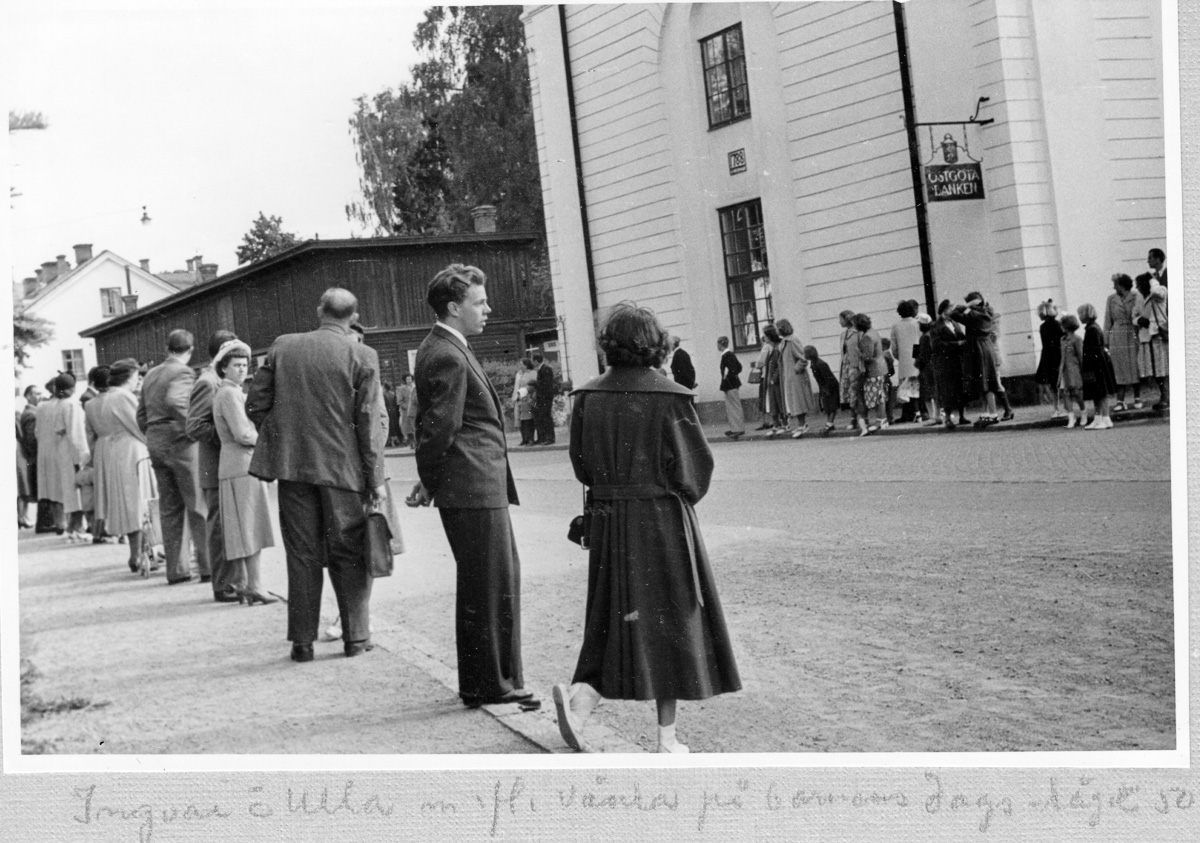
80,233,556,385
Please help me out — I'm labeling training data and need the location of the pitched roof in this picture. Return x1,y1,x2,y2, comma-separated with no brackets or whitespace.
155,270,205,291
80,232,541,338
18,250,178,312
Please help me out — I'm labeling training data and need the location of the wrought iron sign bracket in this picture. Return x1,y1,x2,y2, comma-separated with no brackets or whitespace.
910,96,995,128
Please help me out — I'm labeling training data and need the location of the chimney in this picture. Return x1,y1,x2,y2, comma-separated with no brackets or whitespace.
73,244,93,264
122,294,139,313
192,255,203,273
199,263,218,283
42,261,58,283
22,277,37,297
56,254,70,275
140,259,151,272
185,258,195,272
471,205,498,234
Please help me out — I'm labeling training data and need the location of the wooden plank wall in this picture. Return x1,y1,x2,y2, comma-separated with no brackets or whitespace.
91,241,549,366
778,1,924,352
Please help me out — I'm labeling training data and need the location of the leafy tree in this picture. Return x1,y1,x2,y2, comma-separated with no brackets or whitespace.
13,309,54,373
346,6,544,236
236,212,302,265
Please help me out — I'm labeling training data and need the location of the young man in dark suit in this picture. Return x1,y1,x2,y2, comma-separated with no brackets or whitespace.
247,288,388,662
408,264,539,710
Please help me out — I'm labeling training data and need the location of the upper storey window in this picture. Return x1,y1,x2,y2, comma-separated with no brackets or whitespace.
700,24,750,129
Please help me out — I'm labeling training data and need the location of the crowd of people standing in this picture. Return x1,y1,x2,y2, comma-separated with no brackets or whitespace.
710,248,1170,439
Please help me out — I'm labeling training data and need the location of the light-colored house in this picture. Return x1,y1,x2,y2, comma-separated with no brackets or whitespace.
14,244,181,389
522,0,1167,409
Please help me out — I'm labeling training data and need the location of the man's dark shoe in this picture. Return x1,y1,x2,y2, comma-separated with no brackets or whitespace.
462,689,541,710
213,589,242,604
167,575,193,585
199,574,212,583
290,643,314,663
344,640,375,658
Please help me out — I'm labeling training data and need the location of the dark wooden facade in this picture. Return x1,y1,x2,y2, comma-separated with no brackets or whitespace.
81,233,556,381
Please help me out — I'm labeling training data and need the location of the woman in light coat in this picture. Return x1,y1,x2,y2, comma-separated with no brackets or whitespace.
1104,273,1141,410
1132,273,1169,411
773,318,818,438
92,359,158,571
211,340,277,605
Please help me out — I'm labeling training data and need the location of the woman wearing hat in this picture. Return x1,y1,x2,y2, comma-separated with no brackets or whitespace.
211,340,277,605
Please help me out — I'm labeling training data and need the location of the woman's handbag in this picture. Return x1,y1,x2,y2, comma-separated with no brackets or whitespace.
747,367,763,384
567,486,593,548
1151,301,1168,342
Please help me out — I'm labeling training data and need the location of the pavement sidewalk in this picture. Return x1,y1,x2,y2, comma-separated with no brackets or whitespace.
17,530,608,755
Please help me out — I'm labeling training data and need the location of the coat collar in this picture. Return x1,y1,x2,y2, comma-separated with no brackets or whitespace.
573,366,694,396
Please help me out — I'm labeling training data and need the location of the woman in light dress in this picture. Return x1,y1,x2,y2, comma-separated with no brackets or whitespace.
1104,273,1141,411
211,340,277,605
91,359,158,572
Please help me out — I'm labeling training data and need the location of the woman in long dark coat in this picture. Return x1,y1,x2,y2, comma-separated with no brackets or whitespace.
554,303,741,754
930,299,968,429
951,292,1002,425
1078,303,1117,429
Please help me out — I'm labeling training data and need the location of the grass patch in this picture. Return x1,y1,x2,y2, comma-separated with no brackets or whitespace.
21,656,109,754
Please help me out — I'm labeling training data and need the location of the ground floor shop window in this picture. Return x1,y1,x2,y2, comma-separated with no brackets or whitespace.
718,199,773,349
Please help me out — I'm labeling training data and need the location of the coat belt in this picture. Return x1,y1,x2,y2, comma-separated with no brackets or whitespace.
587,484,704,607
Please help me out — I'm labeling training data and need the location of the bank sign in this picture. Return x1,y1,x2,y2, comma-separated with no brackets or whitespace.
925,162,985,201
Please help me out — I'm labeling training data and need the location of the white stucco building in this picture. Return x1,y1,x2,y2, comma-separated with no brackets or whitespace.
15,245,181,390
522,0,1167,409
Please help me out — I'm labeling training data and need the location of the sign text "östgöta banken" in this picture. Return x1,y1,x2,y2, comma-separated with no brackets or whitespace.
925,162,985,201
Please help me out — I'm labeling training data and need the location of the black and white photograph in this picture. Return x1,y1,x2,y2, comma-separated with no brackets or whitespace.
3,0,1191,840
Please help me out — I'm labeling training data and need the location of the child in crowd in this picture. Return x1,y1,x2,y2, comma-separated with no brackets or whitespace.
880,337,896,425
74,464,95,545
804,346,840,435
915,313,936,424
1058,314,1086,429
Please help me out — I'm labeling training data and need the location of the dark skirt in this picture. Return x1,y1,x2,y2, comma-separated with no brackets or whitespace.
572,498,741,701
932,344,965,411
962,337,1002,400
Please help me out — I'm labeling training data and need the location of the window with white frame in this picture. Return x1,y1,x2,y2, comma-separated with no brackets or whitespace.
62,349,84,375
700,24,751,129
100,287,123,317
718,199,773,350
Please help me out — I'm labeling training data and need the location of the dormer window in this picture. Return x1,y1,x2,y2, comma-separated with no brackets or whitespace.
700,24,751,129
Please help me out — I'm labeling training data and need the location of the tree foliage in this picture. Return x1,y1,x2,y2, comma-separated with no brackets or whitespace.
346,6,544,237
236,212,302,265
13,309,55,372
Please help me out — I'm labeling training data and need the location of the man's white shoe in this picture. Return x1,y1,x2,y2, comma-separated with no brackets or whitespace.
657,741,691,753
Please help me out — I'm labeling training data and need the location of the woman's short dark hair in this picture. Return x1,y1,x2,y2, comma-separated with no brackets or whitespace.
597,302,671,368
1060,314,1080,332
937,298,953,316
762,324,781,344
215,349,250,379
776,318,794,337
717,336,729,349
897,299,917,319
1113,273,1134,292
852,313,872,331
520,357,535,370
427,264,486,318
87,365,110,390
108,358,140,387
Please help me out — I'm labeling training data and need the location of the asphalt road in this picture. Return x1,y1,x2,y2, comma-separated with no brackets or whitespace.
382,420,1176,753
